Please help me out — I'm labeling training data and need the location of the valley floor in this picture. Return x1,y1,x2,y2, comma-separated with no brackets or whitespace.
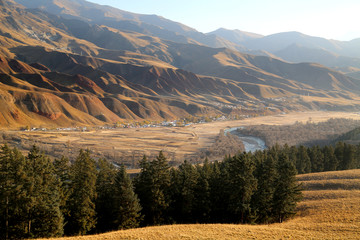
41,169,360,240
8,111,360,165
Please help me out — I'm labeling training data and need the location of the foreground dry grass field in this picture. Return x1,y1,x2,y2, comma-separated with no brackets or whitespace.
42,169,360,240
10,111,360,163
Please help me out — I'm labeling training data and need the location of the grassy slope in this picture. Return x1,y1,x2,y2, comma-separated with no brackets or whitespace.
42,169,360,240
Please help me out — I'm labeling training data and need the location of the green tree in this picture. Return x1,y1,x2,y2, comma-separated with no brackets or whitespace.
0,144,29,239
288,146,298,168
0,144,15,240
309,146,324,172
95,159,117,232
296,145,311,174
342,143,357,170
226,153,257,223
335,142,345,169
24,145,64,238
208,160,228,222
134,152,171,225
272,153,302,223
169,160,199,223
252,154,277,223
67,150,97,236
267,144,281,162
193,159,212,223
356,144,360,168
134,155,152,225
27,146,63,237
322,146,338,171
113,165,142,229
53,156,72,230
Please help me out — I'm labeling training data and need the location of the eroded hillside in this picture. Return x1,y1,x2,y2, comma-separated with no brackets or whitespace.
1,0,360,128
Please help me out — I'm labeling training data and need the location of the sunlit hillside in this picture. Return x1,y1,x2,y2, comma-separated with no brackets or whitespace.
1,0,360,128
42,169,360,240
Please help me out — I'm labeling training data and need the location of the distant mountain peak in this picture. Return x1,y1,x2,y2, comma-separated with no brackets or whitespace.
212,27,263,36
207,28,263,45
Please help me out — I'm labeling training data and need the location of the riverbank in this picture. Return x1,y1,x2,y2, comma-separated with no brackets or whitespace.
228,129,266,152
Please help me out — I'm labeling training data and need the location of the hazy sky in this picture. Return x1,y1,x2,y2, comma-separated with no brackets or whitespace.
86,0,360,41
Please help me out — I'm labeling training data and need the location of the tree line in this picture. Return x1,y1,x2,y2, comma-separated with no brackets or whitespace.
271,142,360,174
0,143,304,239
238,118,360,147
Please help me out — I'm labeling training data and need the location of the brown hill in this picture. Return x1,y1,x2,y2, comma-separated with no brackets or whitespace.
0,53,227,127
0,0,360,128
275,43,360,70
13,0,244,51
0,81,105,128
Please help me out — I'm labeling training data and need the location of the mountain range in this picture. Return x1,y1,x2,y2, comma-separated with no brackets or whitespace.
0,0,360,128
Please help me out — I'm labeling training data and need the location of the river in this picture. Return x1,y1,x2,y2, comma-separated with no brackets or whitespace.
224,127,266,153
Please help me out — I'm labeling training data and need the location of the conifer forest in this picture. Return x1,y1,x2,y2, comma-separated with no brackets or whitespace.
1,141,359,239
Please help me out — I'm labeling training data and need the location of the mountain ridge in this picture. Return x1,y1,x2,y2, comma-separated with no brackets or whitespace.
13,0,245,51
207,28,263,45
210,29,360,77
0,0,360,128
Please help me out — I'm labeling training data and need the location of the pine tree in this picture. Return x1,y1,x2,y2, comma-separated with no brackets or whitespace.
342,143,357,170
134,152,170,225
0,144,14,240
335,142,345,169
67,150,97,236
193,159,212,223
322,146,338,171
208,160,227,222
0,144,28,239
168,167,180,223
53,156,72,230
356,144,360,168
272,153,302,223
296,145,311,174
226,153,257,223
8,147,29,239
282,144,290,157
24,145,64,238
134,155,152,225
252,154,277,224
113,165,142,229
169,160,199,223
148,151,171,225
309,146,324,172
267,144,281,161
95,159,117,232
288,146,298,168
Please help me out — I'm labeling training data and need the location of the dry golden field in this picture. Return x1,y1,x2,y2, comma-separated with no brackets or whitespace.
41,169,360,240
9,111,360,164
